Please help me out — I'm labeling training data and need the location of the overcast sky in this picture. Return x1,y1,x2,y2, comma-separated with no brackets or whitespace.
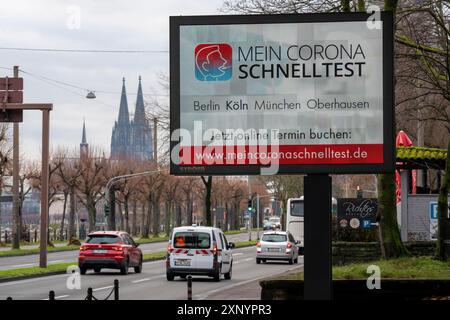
0,0,223,160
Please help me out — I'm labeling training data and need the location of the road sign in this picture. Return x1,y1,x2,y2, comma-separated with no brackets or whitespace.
0,78,23,91
0,110,23,122
0,91,23,103
0,76,24,122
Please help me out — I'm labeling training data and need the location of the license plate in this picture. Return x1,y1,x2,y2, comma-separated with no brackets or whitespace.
93,249,107,254
267,248,280,252
174,259,191,266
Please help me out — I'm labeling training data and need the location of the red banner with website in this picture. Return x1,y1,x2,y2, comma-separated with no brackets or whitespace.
179,144,384,165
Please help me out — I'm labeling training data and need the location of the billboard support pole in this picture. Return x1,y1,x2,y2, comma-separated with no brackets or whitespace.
304,174,332,300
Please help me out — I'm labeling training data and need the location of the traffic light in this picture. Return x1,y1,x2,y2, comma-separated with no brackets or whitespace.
104,203,110,217
247,198,253,212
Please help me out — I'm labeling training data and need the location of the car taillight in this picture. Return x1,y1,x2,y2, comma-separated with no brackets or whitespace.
112,246,124,251
287,243,293,249
167,244,173,254
80,246,86,251
256,242,261,247
213,242,218,255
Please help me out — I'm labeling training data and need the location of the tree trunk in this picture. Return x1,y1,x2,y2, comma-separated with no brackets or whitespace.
152,195,160,237
376,0,406,259
131,200,137,236
234,200,240,231
144,196,152,238
378,173,409,258
117,202,124,231
201,176,213,226
186,195,193,226
165,202,171,237
68,186,76,239
176,204,182,227
141,202,148,238
124,195,130,233
437,139,450,260
87,197,96,233
59,191,68,240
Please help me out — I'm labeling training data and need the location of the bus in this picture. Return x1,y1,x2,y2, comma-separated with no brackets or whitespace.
286,196,337,254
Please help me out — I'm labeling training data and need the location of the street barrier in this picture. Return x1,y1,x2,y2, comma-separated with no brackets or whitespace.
187,275,192,300
5,279,119,301
84,279,119,300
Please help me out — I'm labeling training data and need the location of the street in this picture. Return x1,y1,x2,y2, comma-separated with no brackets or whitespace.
0,246,303,300
0,232,257,271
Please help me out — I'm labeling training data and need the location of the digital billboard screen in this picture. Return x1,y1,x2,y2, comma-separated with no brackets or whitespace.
170,12,394,175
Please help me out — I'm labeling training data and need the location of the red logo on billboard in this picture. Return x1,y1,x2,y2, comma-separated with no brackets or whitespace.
195,43,232,81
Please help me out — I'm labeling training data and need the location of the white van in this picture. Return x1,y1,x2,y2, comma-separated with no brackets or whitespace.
166,225,235,281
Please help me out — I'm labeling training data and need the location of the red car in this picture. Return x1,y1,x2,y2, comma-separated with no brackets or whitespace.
78,231,143,275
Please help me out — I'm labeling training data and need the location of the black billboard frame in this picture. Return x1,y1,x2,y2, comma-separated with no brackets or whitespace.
170,11,395,176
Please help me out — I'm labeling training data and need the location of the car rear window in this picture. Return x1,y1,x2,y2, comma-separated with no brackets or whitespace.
173,232,210,249
262,234,287,242
86,235,121,244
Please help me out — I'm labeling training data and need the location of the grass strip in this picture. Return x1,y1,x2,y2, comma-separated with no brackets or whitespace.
0,246,80,258
274,257,450,281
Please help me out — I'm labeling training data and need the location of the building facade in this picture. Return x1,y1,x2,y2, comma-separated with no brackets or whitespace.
110,77,153,161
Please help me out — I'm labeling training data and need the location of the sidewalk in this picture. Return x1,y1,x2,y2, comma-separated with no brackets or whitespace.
206,266,304,300
207,279,262,300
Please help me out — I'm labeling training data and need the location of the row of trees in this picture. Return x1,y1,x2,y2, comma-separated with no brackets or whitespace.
0,146,263,246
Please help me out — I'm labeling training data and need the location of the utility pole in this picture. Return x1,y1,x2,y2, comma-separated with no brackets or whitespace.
256,193,260,240
108,187,116,230
248,176,252,241
40,98,50,268
12,66,20,250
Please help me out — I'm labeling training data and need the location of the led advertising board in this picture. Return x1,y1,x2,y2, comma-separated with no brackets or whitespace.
170,12,394,175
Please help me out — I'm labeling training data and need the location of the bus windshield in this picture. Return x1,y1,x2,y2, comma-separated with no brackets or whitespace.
290,200,304,217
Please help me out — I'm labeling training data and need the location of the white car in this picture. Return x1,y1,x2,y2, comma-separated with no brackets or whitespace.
256,230,299,264
166,225,235,281
269,216,281,229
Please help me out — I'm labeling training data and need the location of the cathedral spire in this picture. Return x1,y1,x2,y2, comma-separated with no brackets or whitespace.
80,119,89,159
134,76,146,124
118,77,130,125
81,118,87,144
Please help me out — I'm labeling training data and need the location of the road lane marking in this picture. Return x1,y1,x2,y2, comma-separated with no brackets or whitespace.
131,275,165,284
243,258,253,262
233,253,243,256
93,286,113,292
42,295,69,300
132,278,151,283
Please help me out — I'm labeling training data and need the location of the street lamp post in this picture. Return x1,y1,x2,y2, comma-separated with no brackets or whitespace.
252,194,274,240
104,169,167,230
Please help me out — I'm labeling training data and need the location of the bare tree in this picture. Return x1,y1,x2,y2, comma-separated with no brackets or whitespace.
0,124,12,244
76,148,107,232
